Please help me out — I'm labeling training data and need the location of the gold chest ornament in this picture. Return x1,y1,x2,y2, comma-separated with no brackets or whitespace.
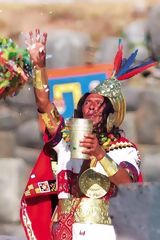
79,155,110,199
79,167,110,198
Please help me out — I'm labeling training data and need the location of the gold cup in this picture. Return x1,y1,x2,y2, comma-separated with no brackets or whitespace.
70,118,93,160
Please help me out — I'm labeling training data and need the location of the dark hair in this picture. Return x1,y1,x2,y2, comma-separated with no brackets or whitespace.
74,92,122,138
74,92,90,118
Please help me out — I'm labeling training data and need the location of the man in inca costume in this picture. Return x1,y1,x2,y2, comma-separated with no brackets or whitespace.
20,30,156,240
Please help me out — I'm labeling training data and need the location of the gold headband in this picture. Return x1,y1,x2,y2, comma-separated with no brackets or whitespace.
91,77,126,132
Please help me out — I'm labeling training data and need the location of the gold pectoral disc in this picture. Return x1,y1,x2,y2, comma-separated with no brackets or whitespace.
79,167,110,199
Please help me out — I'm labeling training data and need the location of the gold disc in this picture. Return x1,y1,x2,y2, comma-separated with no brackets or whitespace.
79,167,110,198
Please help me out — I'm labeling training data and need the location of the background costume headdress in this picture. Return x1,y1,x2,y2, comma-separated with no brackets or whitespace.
0,38,32,99
92,39,157,132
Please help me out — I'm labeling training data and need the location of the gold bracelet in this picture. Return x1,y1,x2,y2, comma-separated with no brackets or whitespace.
41,112,56,130
99,155,119,177
33,69,46,90
50,108,60,123
40,108,61,131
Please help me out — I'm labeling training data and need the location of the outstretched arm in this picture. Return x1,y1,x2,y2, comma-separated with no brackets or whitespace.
25,29,62,136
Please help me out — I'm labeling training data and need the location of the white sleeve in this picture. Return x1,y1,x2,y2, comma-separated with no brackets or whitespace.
54,138,72,171
107,147,140,174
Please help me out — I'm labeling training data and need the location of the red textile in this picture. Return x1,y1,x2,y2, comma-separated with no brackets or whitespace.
138,173,143,183
52,213,73,240
20,150,57,240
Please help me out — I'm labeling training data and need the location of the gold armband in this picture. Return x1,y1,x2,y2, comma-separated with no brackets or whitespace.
41,112,55,130
50,108,60,123
40,108,61,131
33,68,47,90
99,155,119,177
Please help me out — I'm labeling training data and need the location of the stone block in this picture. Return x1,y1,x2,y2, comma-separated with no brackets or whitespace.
15,146,40,166
6,85,36,108
0,105,21,130
96,37,128,64
147,4,160,60
0,158,27,223
16,119,43,148
0,222,26,239
137,145,160,182
121,111,137,143
45,29,91,68
0,132,16,158
0,236,24,240
122,86,142,111
110,183,160,240
135,89,160,145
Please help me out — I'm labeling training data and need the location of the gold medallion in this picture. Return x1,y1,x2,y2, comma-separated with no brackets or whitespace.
79,167,110,198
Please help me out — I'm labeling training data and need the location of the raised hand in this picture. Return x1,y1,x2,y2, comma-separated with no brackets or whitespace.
80,133,106,160
25,29,47,68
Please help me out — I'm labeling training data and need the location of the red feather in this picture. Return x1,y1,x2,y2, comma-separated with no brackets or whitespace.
117,62,157,80
113,43,123,74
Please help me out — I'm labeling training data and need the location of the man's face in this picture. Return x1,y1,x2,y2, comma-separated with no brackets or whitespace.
82,93,106,127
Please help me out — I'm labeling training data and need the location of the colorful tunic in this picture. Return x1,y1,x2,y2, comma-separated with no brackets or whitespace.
20,122,143,240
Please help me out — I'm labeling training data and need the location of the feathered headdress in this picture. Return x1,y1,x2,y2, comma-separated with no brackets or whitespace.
112,39,156,80
92,39,157,132
0,38,32,99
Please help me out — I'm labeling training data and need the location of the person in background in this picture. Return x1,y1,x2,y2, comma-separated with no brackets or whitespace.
20,30,156,240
